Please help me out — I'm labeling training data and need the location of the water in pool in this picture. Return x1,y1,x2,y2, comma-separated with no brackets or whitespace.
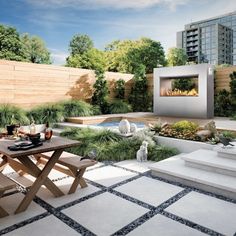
95,121,145,128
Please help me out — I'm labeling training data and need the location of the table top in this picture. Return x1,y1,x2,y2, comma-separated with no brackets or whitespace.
0,136,80,158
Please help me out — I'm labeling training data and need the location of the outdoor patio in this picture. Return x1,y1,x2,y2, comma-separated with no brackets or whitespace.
1,159,235,236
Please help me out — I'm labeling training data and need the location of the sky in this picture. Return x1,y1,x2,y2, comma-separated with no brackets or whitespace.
0,0,236,65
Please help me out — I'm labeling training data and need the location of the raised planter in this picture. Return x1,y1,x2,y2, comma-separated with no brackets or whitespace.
154,135,215,153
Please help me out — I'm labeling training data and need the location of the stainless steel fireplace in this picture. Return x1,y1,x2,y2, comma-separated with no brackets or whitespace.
153,64,214,118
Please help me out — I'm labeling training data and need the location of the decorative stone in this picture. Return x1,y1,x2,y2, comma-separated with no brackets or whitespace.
196,130,212,141
119,119,130,134
130,123,138,133
136,141,148,162
204,121,218,136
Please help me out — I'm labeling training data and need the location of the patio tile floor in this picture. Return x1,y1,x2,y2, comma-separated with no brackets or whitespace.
1,160,236,236
114,176,183,206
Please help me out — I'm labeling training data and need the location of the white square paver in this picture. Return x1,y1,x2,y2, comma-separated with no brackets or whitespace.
5,215,81,236
37,177,100,207
62,192,148,236
127,214,205,236
114,160,154,173
115,176,183,206
166,191,236,235
0,193,46,230
84,166,137,187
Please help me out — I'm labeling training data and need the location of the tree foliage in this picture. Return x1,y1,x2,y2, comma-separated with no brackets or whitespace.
69,34,94,56
21,33,51,64
0,24,25,61
167,47,187,66
66,48,106,71
114,79,125,99
105,37,166,74
229,71,236,112
128,65,150,111
91,68,109,114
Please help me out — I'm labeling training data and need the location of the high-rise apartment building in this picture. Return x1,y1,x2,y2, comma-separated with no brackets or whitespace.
177,11,236,65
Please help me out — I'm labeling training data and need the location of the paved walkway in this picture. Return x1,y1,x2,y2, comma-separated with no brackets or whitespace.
1,160,236,236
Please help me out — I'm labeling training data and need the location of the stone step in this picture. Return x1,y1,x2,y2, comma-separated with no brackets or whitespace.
52,128,64,136
182,149,236,177
149,155,236,200
213,144,236,160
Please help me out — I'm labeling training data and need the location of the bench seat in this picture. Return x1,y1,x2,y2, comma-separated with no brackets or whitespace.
34,151,97,194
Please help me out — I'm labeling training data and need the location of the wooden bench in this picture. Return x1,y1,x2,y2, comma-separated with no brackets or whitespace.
34,152,97,194
0,173,16,217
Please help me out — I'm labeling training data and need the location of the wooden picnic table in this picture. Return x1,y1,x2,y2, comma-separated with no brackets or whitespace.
0,136,80,214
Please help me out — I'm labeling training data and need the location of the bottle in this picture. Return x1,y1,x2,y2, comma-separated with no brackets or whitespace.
30,121,36,134
45,122,53,140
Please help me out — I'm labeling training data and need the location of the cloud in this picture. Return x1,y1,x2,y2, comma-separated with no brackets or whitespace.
49,48,68,65
26,0,189,10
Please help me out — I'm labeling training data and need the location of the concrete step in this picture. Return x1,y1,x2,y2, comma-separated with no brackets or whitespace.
52,128,64,136
182,149,236,177
214,144,236,160
149,155,236,200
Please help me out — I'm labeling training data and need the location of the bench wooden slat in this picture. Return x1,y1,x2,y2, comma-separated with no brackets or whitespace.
34,151,97,194
39,152,96,170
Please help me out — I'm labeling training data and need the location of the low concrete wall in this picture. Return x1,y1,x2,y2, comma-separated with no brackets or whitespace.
155,136,215,153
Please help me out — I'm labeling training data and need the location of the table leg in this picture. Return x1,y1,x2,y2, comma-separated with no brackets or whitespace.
15,149,64,214
0,156,8,173
0,191,9,218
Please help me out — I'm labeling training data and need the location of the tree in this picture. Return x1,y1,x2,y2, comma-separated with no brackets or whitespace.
229,71,236,112
128,64,150,111
91,67,109,114
69,34,94,56
167,47,187,66
66,48,106,71
105,37,166,74
0,24,25,61
114,79,125,99
21,34,51,64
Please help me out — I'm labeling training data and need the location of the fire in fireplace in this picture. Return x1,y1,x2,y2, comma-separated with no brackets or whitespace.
160,75,199,97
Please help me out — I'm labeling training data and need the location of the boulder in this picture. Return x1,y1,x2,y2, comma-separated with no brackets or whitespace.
196,130,212,141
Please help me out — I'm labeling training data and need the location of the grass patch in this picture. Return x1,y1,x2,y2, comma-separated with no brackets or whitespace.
61,127,179,161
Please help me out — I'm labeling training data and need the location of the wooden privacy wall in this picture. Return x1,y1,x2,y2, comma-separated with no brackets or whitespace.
0,59,235,109
215,66,236,93
0,60,134,109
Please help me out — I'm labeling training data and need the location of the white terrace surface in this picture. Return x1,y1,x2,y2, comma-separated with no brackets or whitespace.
1,160,236,236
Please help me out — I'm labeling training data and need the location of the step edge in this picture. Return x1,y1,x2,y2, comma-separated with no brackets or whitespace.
150,166,236,192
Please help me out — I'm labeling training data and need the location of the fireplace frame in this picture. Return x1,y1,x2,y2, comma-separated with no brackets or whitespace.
153,64,214,118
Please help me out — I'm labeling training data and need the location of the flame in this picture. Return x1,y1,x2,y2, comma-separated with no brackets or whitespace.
161,88,198,96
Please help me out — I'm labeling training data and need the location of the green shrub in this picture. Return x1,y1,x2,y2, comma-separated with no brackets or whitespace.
59,100,94,117
109,100,132,114
172,78,195,91
60,127,178,161
221,131,236,140
148,145,179,162
172,120,198,133
92,105,102,115
91,68,110,114
114,79,125,99
27,104,64,124
0,104,29,127
214,90,232,117
128,65,150,112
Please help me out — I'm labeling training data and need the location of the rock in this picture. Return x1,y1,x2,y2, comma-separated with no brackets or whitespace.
196,130,212,141
204,121,218,136
118,119,130,134
130,123,137,133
